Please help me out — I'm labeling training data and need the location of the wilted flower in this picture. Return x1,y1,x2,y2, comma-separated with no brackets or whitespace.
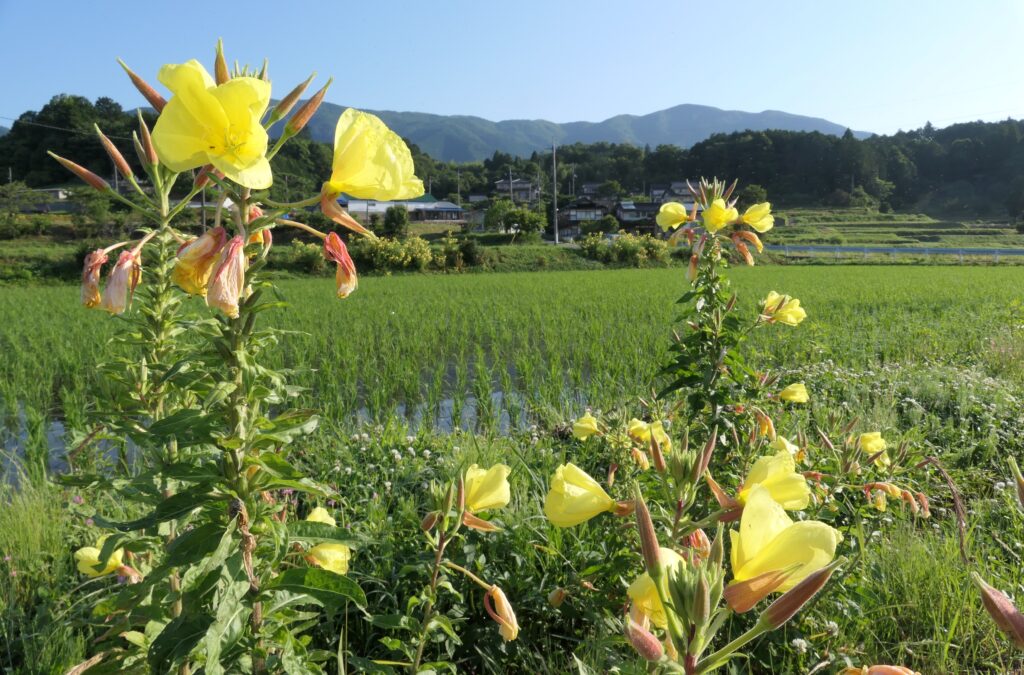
484,585,519,641
172,226,227,296
547,587,568,608
323,232,358,298
544,463,617,527
207,236,247,318
151,60,272,189
80,248,108,308
572,411,600,440
101,250,142,315
742,202,774,232
779,383,808,403
701,198,738,233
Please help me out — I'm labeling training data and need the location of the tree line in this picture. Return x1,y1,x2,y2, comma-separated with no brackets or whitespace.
4,94,1024,219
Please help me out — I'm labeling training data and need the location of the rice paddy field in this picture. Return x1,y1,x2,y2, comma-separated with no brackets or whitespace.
4,264,1024,673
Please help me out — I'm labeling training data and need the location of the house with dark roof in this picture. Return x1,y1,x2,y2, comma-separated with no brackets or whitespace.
493,178,540,202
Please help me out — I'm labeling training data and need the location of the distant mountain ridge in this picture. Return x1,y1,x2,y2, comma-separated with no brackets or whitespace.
272,102,872,162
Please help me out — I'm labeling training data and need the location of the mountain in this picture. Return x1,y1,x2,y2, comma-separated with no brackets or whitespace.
272,102,872,162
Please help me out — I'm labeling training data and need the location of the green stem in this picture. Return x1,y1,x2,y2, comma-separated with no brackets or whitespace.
694,620,768,674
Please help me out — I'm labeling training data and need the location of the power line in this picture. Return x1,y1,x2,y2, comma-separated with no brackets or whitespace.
0,114,135,141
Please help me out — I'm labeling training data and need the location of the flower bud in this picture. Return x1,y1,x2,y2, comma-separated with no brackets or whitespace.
972,572,1024,647
634,486,661,578
117,59,166,112
214,38,230,85
94,125,132,179
47,152,110,192
724,568,792,613
268,73,316,126
625,613,664,662
759,557,845,629
137,111,158,166
194,164,224,189
420,511,440,531
547,587,567,608
685,529,711,562
693,572,710,626
915,492,931,518
285,79,332,137
686,254,698,283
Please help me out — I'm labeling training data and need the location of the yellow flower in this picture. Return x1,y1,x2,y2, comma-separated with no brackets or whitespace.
306,507,336,527
152,60,273,189
701,198,738,234
207,236,247,318
485,585,520,641
762,291,806,326
742,202,774,233
171,226,227,296
779,383,808,403
730,485,841,592
308,543,350,575
737,450,810,510
627,419,671,454
655,202,689,232
860,432,890,468
572,412,600,440
627,547,686,628
544,463,616,527
769,436,800,456
324,108,424,201
464,464,511,512
74,537,124,577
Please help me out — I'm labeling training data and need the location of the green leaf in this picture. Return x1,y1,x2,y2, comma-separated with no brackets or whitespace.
147,614,213,672
204,552,251,675
94,489,219,532
425,615,461,644
94,532,129,573
145,409,217,447
165,523,226,567
264,568,366,608
286,522,365,549
203,381,237,410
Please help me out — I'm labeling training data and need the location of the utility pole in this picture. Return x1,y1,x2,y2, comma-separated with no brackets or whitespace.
552,143,559,244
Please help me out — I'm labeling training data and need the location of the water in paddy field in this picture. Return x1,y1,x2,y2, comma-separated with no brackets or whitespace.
0,385,579,486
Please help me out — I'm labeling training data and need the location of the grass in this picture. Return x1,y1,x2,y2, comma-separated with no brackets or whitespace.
3,265,1024,672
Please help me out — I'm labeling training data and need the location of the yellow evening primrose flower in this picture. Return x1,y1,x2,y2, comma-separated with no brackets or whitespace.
779,383,809,404
738,450,810,510
572,412,600,440
769,436,800,456
655,202,689,232
730,485,841,591
544,463,616,527
152,60,273,189
325,108,425,200
860,432,890,468
762,291,807,326
701,198,738,234
627,419,672,454
742,202,774,233
74,537,124,577
627,547,686,628
464,464,511,512
306,507,336,527
308,543,350,575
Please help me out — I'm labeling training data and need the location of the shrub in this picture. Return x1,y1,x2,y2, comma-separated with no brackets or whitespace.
289,239,326,273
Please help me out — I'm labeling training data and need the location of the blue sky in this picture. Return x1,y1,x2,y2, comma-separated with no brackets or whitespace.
1,0,1022,136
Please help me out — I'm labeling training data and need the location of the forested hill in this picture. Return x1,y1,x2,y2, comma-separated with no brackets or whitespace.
3,94,1024,218
267,101,870,162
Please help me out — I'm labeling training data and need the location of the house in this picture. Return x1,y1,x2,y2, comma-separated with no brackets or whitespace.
580,182,603,197
558,198,607,239
338,193,466,226
650,180,699,202
493,178,540,202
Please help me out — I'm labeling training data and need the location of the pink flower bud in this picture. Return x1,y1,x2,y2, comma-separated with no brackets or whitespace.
625,612,664,662
285,79,332,136
95,125,132,179
47,152,109,192
973,572,1024,648
760,558,844,629
117,59,166,112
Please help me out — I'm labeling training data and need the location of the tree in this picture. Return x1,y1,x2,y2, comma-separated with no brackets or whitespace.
1006,176,1024,221
597,179,623,199
736,183,767,206
483,199,515,232
0,181,45,220
507,207,545,234
383,205,410,238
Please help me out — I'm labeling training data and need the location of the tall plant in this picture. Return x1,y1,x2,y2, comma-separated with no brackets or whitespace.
55,42,423,674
